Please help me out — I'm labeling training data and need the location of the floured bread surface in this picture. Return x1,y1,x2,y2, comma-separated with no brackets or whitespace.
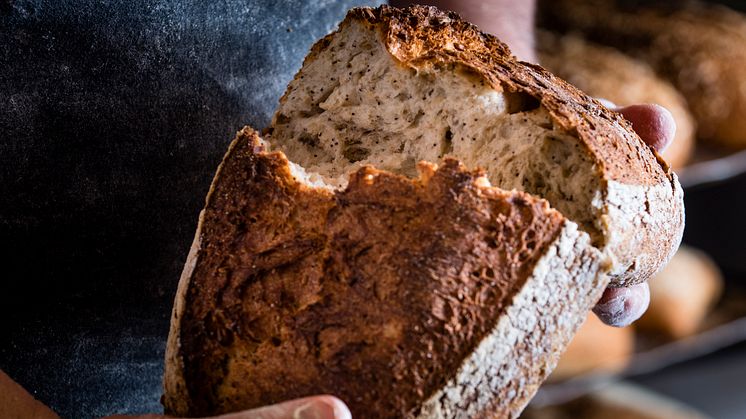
164,128,606,418
268,6,683,285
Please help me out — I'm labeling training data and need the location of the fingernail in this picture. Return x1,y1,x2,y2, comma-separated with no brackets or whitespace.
294,398,351,419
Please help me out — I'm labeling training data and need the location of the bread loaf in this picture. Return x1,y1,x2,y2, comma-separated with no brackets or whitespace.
163,6,683,418
549,314,634,381
539,0,746,150
537,32,695,169
638,246,723,339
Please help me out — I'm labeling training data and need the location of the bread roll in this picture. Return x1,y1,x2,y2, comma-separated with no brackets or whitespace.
638,246,723,339
550,314,634,381
540,0,746,150
537,32,695,169
163,6,684,418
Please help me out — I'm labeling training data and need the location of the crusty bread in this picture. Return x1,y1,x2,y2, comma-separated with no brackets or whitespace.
268,7,682,287
549,313,634,381
536,32,695,169
539,0,746,150
164,129,607,418
163,6,683,418
638,246,723,339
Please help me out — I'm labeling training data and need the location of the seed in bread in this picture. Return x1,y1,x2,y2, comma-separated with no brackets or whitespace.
163,6,684,418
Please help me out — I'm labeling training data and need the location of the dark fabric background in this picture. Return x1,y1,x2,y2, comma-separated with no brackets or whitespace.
0,1,379,416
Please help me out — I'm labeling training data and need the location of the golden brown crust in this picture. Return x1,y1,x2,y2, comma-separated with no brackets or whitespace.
167,127,572,417
539,0,746,149
537,32,695,169
336,5,673,187
637,246,723,339
164,5,687,416
296,5,683,287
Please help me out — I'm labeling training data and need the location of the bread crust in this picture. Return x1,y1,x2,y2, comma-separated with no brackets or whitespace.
283,5,683,285
163,127,606,417
164,5,686,417
537,32,695,169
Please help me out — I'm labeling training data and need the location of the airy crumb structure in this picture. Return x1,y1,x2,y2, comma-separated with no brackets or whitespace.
267,7,683,285
270,21,603,243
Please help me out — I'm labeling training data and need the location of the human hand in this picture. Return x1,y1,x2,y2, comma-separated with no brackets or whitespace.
105,395,351,419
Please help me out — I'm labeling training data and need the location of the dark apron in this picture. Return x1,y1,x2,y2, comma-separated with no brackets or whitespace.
0,1,380,416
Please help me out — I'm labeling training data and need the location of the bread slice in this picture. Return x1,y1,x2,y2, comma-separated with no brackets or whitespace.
536,31,695,169
539,0,746,150
163,5,683,418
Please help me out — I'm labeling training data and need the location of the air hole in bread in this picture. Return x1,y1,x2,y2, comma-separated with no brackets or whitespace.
269,18,604,245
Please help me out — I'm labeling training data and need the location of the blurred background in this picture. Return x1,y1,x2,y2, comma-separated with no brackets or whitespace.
526,1,746,418
1,0,745,417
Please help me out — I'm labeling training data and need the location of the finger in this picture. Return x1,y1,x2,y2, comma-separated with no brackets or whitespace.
616,104,676,153
214,396,351,419
592,282,650,328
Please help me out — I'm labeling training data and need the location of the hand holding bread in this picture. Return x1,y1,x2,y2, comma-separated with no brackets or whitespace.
163,6,683,418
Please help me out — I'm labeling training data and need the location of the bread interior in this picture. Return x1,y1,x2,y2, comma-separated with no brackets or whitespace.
267,20,603,245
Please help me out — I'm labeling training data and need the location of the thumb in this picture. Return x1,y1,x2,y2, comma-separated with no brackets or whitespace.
104,396,351,419
214,396,351,419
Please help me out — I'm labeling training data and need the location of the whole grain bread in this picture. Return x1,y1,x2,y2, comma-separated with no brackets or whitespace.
537,31,695,169
539,0,746,150
164,128,607,418
269,6,682,287
164,5,684,418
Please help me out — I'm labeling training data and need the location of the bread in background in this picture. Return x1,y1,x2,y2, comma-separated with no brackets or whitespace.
523,382,711,419
550,313,634,381
537,31,695,169
539,0,746,150
638,246,723,340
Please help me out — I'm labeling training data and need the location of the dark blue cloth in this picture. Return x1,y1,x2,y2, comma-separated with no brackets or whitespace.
0,1,379,416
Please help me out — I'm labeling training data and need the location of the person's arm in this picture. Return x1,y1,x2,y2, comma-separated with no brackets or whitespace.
389,0,536,61
0,370,60,419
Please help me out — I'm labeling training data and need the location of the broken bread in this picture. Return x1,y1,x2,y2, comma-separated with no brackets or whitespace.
269,7,682,286
163,5,684,418
536,31,695,169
